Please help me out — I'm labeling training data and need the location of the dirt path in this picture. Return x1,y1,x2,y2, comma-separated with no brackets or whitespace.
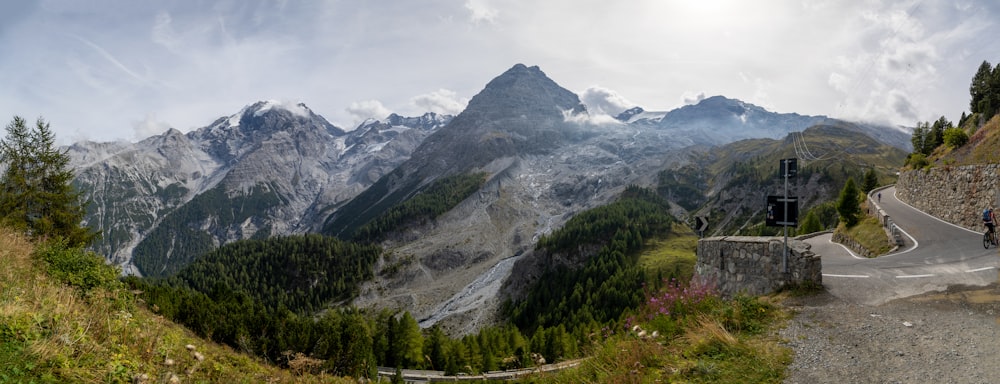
780,283,1000,384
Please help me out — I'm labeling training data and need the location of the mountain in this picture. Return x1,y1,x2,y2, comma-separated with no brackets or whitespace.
70,101,450,276
70,63,910,335
322,64,591,238
661,121,909,236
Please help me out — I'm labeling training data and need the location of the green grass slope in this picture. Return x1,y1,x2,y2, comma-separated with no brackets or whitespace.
0,228,350,383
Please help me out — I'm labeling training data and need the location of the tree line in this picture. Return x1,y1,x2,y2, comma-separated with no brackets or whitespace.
0,116,97,245
126,185,683,377
153,234,381,313
132,183,286,277
970,60,1000,121
507,185,676,334
907,59,1000,168
352,172,487,242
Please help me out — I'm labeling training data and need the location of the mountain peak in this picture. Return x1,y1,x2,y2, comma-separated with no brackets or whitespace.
615,107,645,122
246,100,312,118
462,64,585,121
657,95,828,145
226,100,345,137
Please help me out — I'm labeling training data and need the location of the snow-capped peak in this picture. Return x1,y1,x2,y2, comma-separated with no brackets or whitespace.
253,100,311,118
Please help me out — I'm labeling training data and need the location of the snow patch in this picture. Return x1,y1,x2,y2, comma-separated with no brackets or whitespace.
367,141,390,153
227,113,241,128
254,100,311,118
626,110,667,123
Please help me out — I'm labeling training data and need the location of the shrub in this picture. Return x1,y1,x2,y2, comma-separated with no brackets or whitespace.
943,127,969,148
34,239,121,293
906,153,929,169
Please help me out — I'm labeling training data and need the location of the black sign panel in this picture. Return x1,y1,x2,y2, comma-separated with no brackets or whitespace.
766,195,798,227
695,216,708,232
779,158,797,178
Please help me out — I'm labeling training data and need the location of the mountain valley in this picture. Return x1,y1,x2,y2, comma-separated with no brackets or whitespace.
68,64,911,335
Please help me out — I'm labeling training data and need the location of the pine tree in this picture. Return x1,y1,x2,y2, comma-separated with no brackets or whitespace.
0,116,97,246
970,60,993,115
861,168,878,193
394,311,424,368
836,178,861,227
799,211,823,234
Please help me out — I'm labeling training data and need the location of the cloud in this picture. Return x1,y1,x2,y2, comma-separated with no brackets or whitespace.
562,108,622,126
346,100,392,129
72,36,149,85
132,114,171,140
410,89,468,115
682,91,707,105
888,90,917,122
464,0,498,24
580,86,633,116
151,11,181,53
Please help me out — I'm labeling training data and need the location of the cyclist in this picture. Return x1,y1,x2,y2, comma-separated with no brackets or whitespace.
984,207,996,245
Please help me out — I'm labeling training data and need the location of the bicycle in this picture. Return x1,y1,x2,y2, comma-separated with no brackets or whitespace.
984,228,997,249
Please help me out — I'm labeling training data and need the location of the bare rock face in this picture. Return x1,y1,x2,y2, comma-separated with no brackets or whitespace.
70,63,909,335
70,102,450,276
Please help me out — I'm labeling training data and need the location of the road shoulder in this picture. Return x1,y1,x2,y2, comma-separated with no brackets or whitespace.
780,283,1000,384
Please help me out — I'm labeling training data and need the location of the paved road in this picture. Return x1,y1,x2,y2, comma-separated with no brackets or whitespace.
376,360,583,382
805,186,999,305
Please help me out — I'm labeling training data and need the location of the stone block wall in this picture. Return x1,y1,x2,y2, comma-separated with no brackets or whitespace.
896,164,1000,232
696,236,822,297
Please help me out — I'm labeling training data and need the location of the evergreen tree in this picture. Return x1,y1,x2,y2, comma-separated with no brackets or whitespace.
394,312,424,368
971,60,993,114
0,116,97,246
424,326,448,371
910,122,930,155
836,178,861,227
861,168,878,193
798,211,823,234
928,116,951,149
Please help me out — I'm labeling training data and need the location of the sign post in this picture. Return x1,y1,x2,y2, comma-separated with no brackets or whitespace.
767,158,798,273
695,216,708,238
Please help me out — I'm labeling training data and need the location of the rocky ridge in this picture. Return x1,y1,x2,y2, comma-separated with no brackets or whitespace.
71,102,450,275
69,63,912,333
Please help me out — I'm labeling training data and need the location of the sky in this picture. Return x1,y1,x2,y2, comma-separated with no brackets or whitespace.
1,0,999,144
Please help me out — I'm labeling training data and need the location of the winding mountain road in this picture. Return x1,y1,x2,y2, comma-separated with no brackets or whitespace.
805,186,999,305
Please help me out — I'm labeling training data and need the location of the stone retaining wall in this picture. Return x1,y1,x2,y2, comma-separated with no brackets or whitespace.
896,164,1000,231
696,236,822,297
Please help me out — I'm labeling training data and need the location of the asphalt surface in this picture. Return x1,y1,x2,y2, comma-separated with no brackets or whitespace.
805,186,999,305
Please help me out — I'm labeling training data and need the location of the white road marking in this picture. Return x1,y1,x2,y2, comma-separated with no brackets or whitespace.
966,266,997,273
822,274,870,278
895,274,935,279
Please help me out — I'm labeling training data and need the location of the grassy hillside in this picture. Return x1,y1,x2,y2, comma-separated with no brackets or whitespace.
665,123,907,236
0,228,348,383
928,114,1000,166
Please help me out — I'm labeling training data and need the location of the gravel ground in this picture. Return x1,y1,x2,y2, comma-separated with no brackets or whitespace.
780,283,1000,384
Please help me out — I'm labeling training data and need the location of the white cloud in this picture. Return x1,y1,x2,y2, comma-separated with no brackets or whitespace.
579,86,633,116
561,108,622,126
464,0,498,24
889,90,917,121
151,11,181,53
131,114,171,140
410,89,468,115
682,92,707,106
346,100,392,129
3,1,1000,143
